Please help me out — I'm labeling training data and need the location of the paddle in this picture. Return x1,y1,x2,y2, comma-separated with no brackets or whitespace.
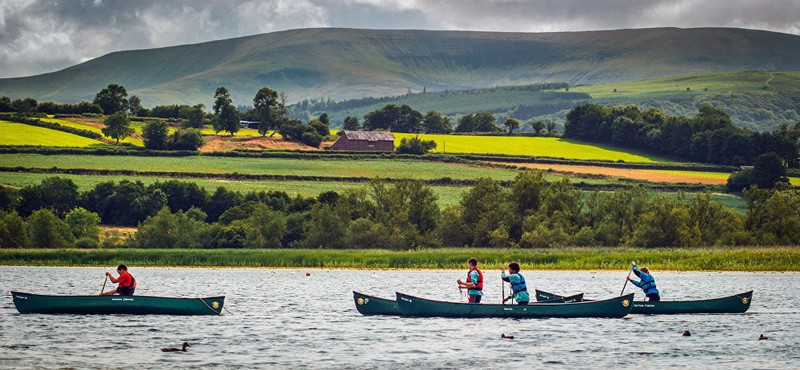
100,275,108,295
502,277,505,305
620,262,634,296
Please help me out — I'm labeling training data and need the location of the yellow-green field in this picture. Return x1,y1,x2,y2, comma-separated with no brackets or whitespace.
40,117,144,146
393,133,666,162
0,121,103,147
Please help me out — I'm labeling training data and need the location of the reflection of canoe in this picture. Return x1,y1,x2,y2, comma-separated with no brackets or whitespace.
353,291,400,316
535,289,753,314
396,292,634,318
11,291,225,315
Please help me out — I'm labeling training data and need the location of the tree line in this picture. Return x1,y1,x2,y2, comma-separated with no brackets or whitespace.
3,174,800,249
564,103,800,167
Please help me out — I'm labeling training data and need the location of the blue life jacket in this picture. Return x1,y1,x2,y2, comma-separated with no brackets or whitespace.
633,268,658,295
510,273,527,294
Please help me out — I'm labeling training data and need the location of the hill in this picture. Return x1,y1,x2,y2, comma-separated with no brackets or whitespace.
294,71,800,131
1,27,799,107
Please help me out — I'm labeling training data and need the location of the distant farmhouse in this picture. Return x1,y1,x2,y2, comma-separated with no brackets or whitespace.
330,131,394,152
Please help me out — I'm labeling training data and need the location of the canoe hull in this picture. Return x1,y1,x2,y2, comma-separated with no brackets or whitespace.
11,291,225,315
631,291,753,314
534,290,584,303
396,292,634,318
535,289,753,314
353,291,401,316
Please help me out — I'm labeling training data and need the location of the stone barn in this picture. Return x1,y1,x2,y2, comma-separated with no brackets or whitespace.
330,131,395,152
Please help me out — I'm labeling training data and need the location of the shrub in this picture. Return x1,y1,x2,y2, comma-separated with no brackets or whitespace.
301,130,323,148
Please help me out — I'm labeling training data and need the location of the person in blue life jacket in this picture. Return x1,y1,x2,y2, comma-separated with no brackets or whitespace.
457,257,483,304
501,262,530,305
627,261,660,302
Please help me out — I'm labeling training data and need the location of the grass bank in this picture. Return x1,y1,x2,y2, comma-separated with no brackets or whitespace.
1,247,798,271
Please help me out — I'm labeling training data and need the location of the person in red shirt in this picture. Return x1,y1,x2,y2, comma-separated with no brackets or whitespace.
100,264,136,296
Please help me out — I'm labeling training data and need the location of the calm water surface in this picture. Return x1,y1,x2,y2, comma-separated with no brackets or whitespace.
0,267,798,369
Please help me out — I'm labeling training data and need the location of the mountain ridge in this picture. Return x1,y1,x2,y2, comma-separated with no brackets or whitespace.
1,27,799,107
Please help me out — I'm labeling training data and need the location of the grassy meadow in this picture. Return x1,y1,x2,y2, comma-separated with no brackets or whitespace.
0,120,104,147
1,247,798,271
572,71,800,99
0,153,523,181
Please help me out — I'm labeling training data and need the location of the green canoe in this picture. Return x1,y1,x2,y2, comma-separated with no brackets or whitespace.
535,289,753,314
396,292,634,318
353,291,401,316
11,291,225,315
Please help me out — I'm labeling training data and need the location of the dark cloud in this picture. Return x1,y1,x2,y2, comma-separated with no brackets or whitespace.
1,0,798,78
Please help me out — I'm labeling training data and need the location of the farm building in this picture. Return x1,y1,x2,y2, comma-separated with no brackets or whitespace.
330,131,395,152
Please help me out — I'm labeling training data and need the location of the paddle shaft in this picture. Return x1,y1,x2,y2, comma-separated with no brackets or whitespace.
502,279,505,304
620,268,633,296
101,275,108,295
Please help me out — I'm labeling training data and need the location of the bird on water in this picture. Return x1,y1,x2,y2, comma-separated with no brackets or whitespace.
759,334,768,340
161,342,191,352
501,334,515,340
683,330,691,337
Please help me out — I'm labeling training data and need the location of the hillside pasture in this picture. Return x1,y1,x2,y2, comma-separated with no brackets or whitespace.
393,133,666,162
40,116,144,146
0,120,103,147
0,153,523,181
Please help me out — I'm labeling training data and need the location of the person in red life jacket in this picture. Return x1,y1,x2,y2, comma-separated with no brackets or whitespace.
457,257,483,304
100,264,137,296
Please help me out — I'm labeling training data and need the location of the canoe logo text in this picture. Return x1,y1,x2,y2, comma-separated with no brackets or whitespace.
213,301,220,309
358,298,368,305
742,297,749,304
622,299,630,307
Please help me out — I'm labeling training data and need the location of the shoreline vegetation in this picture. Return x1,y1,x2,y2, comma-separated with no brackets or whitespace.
1,247,798,271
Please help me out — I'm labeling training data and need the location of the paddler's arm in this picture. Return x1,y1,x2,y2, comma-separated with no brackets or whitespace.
105,271,120,283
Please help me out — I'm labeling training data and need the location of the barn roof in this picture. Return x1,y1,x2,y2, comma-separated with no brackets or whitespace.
342,130,394,141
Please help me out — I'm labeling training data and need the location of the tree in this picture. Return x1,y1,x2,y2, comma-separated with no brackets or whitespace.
65,207,101,241
308,119,330,137
752,152,789,189
142,121,169,150
93,84,129,114
213,104,240,136
170,129,205,150
474,112,500,132
301,130,323,148
319,113,330,125
530,120,545,134
244,204,286,248
18,177,79,217
13,98,37,115
102,111,135,143
213,87,232,115
503,118,521,134
422,111,453,134
128,95,142,116
253,87,280,136
0,211,27,247
546,121,557,134
396,136,437,154
25,209,74,248
180,104,205,128
343,116,360,131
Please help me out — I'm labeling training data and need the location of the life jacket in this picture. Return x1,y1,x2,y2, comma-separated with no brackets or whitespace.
510,273,527,294
638,274,658,295
118,274,137,296
467,268,483,291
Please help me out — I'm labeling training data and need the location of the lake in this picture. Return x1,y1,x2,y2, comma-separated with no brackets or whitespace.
0,267,797,369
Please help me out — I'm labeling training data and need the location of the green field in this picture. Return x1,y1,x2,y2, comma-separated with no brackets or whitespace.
0,153,523,181
573,71,800,99
1,247,798,271
393,133,666,162
0,121,104,147
39,117,144,146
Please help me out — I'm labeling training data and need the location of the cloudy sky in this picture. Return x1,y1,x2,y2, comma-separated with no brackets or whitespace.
1,0,799,78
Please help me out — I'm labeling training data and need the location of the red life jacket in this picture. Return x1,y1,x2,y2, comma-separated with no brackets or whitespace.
466,268,483,290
